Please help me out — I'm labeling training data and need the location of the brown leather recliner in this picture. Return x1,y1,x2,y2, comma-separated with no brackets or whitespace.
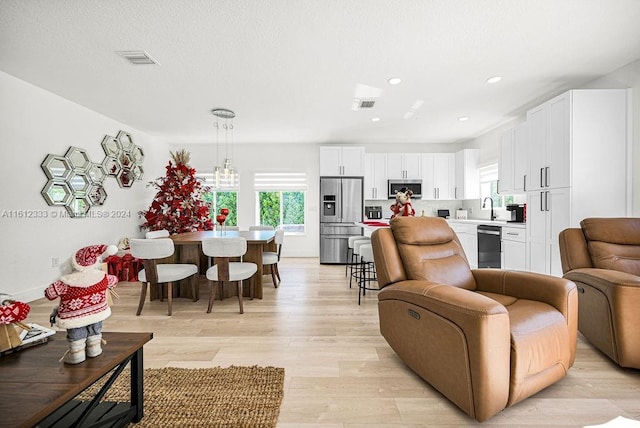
559,217,640,369
371,216,577,422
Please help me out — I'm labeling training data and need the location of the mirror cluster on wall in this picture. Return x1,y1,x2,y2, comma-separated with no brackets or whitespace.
40,130,144,218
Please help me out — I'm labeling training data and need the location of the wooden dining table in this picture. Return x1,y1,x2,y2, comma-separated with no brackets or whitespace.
169,230,276,300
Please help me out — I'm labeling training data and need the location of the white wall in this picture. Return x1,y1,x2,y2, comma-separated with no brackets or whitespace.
0,71,166,302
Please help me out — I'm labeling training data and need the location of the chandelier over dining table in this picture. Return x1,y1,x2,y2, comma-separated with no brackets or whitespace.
212,108,238,189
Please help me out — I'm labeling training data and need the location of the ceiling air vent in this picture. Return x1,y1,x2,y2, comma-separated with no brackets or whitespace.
359,100,376,108
116,51,160,65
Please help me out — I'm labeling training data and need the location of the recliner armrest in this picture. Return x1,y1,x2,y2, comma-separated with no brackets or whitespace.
564,268,640,292
379,279,508,319
471,269,576,318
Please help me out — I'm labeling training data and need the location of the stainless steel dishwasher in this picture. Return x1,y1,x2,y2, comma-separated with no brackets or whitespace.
477,224,501,268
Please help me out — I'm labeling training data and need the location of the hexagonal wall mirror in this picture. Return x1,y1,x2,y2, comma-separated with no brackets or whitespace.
66,194,92,218
116,131,135,153
41,154,73,181
103,156,121,176
68,172,91,193
41,180,73,206
89,185,107,205
101,135,121,157
117,168,135,188
65,147,92,171
87,163,107,184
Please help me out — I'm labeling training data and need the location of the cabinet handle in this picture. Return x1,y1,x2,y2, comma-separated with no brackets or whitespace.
454,187,457,199
545,191,550,211
506,232,519,236
524,175,527,192
437,188,440,199
497,180,500,194
540,192,544,211
434,188,437,199
540,168,544,188
545,167,550,187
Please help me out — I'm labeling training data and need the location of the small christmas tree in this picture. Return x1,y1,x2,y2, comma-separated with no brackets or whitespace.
139,150,213,233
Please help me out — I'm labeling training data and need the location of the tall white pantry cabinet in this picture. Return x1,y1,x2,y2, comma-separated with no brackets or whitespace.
526,89,631,276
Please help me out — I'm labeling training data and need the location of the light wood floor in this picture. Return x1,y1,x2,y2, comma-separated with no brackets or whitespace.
27,258,640,427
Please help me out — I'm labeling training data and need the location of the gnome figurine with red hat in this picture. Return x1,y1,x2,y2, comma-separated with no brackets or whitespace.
45,244,119,364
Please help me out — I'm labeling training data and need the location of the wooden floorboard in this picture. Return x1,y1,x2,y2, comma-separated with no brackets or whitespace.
26,258,640,427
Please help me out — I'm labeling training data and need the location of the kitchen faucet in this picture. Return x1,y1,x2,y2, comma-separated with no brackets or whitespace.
482,197,496,221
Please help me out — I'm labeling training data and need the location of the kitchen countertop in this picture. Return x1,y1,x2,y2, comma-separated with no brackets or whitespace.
360,218,526,229
447,218,526,229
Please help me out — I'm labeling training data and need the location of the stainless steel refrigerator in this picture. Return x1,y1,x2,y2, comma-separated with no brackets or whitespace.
320,177,363,264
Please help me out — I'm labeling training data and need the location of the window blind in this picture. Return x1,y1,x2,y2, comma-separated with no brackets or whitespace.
479,164,499,183
253,172,308,191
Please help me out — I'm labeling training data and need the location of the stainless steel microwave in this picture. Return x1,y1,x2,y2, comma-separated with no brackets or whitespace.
388,179,422,199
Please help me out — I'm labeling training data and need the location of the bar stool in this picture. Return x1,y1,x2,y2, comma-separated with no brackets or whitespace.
346,236,368,277
357,243,378,305
350,238,371,289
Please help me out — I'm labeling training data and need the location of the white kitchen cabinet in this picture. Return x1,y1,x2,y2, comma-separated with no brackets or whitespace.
501,226,526,271
498,128,514,195
527,92,571,191
387,153,421,180
525,87,631,276
513,122,529,193
320,146,365,176
364,153,387,200
422,153,455,200
454,149,479,199
499,122,528,195
527,188,570,277
450,222,478,269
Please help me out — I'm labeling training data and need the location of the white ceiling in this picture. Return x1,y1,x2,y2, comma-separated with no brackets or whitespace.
2,0,640,145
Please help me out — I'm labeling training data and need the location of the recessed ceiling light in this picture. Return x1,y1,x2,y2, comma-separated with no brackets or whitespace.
371,117,381,122
387,77,402,85
458,116,469,122
486,76,502,84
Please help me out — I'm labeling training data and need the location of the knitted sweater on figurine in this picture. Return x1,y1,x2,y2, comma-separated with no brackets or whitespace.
45,244,118,364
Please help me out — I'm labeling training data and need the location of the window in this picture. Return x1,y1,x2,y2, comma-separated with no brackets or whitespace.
479,164,513,210
197,173,238,226
254,173,307,234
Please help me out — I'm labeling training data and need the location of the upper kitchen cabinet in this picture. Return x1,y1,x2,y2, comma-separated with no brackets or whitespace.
499,122,528,195
498,128,514,194
364,153,387,200
454,149,480,199
527,93,570,191
422,153,455,200
386,153,421,180
320,146,365,176
525,89,631,276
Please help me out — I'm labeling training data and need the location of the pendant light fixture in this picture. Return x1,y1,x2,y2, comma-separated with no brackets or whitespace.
212,108,238,189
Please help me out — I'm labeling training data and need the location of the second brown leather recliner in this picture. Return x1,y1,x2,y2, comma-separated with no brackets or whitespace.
371,216,578,422
559,217,640,369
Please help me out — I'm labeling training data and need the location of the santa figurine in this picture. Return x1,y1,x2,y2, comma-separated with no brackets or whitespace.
45,244,118,364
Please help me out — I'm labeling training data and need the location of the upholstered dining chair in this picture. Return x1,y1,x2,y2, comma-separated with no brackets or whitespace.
249,225,275,231
201,237,257,314
129,238,199,316
145,229,170,239
262,229,285,287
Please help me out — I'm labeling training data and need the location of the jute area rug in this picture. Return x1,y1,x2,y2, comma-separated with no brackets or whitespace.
78,365,285,427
